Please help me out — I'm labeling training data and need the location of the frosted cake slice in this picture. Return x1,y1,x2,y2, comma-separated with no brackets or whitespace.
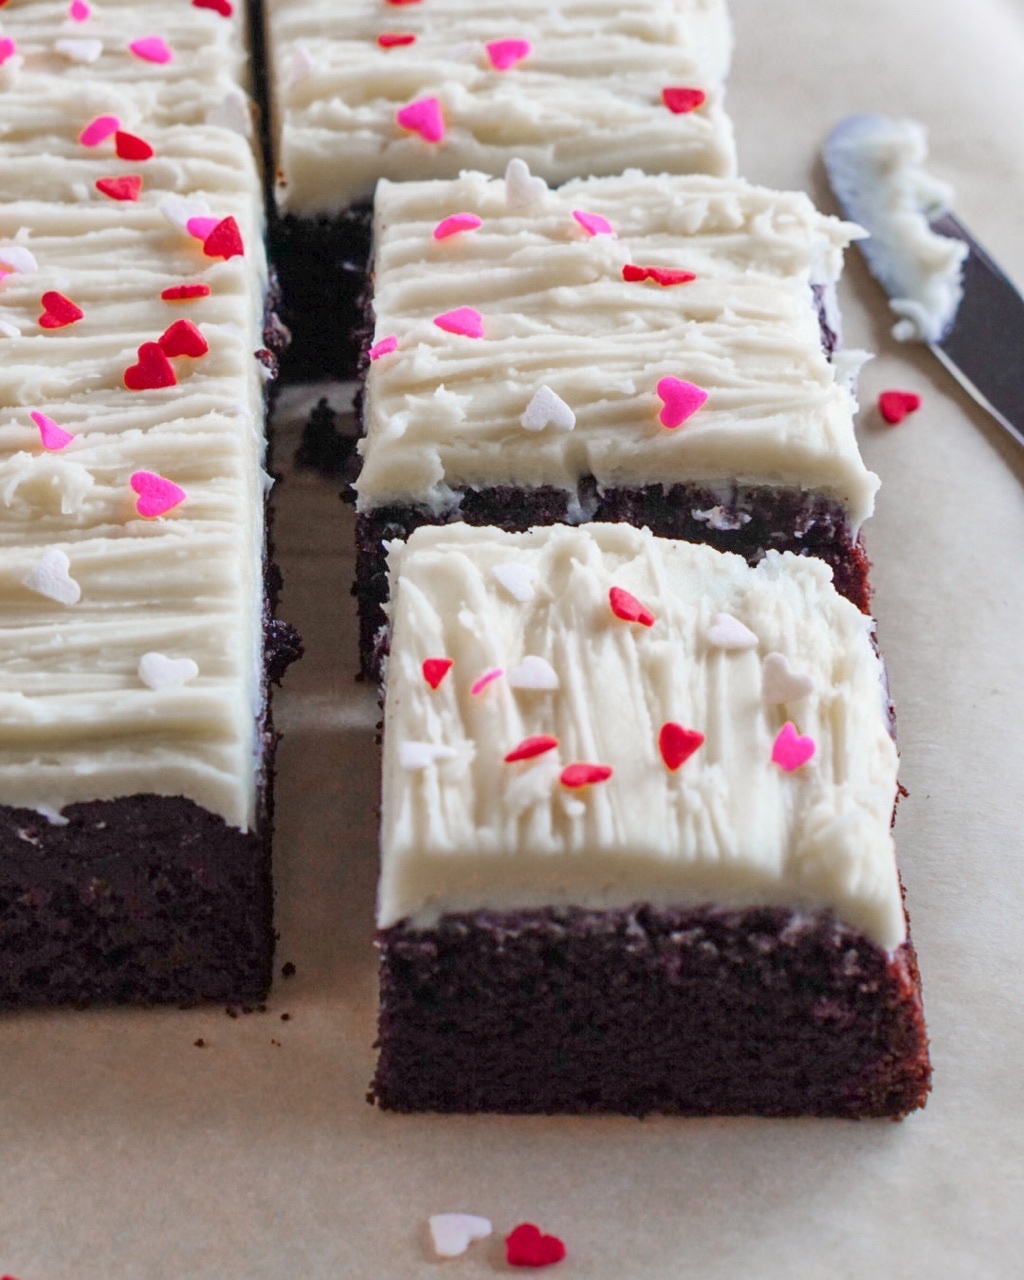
371,523,930,1116
353,169,875,675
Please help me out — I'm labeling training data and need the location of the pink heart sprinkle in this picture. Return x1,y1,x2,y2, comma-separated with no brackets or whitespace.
30,411,74,451
130,471,186,518
395,96,445,143
202,215,244,260
433,307,484,339
662,86,706,114
0,38,16,66
572,209,615,237
95,174,142,202
623,264,696,287
377,32,416,48
485,39,531,71
186,216,220,242
368,335,398,360
560,762,613,789
656,376,709,429
422,657,453,689
771,722,816,772
129,36,173,65
878,389,921,425
504,735,559,764
433,212,483,241
609,585,655,627
469,667,503,696
79,114,121,147
69,0,92,20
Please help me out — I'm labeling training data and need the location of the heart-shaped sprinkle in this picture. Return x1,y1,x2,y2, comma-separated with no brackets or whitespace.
378,32,416,48
762,652,815,705
571,209,615,237
659,722,705,771
287,45,314,86
560,763,612,790
433,212,482,240
130,470,186,518
123,342,176,390
656,376,708,428
521,386,575,433
158,318,208,358
470,667,503,695
507,655,559,691
399,741,458,771
129,36,173,64
485,38,531,70
96,174,142,202
505,158,547,210
505,735,559,764
30,411,74,451
506,1223,567,1268
396,96,445,143
623,264,696,287
193,0,233,15
662,86,706,114
160,195,211,231
205,89,252,137
433,307,483,338
387,0,422,5
422,657,453,689
609,586,655,627
428,1214,492,1260
115,130,154,161
0,37,17,65
0,245,38,274
79,114,120,147
23,549,81,605
772,721,816,772
705,612,758,650
55,37,103,62
186,215,220,242
69,0,92,19
202,215,244,259
39,291,84,329
161,283,211,301
138,652,199,690
492,562,537,602
878,389,921,424
368,334,398,360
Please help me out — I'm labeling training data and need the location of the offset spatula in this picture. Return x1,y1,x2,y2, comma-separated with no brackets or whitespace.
824,114,1024,449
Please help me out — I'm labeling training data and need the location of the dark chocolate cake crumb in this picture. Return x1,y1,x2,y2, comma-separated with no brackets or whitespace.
193,1038,206,1048
281,961,296,979
280,1012,291,1021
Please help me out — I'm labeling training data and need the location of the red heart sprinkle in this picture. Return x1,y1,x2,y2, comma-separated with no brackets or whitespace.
158,318,209,358
39,291,84,328
114,130,154,161
622,264,697,287
560,762,613,789
609,586,655,627
662,87,706,114
202,215,244,260
505,735,559,764
506,1223,567,1268
422,657,453,689
193,0,233,14
878,389,921,424
96,174,142,201
386,0,422,5
123,342,177,391
659,722,705,771
377,31,416,47
161,283,211,301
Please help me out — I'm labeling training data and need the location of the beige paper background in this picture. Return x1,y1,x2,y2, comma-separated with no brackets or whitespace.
2,1,1023,1275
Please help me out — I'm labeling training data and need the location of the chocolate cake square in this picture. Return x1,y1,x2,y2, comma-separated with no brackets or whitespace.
371,523,930,1116
353,170,875,676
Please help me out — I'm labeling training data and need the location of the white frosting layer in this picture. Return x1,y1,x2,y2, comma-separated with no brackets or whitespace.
357,170,878,527
824,115,967,343
379,524,905,951
0,0,268,829
266,0,737,215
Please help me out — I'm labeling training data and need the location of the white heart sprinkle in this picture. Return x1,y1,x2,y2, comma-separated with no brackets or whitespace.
521,385,576,434
54,37,103,63
706,612,758,650
70,182,90,202
159,195,212,231
762,651,815,705
138,652,199,691
0,245,38,275
399,741,459,771
0,319,21,338
22,549,81,605
505,158,548,210
507,655,559,691
288,45,314,87
492,562,537,602
428,1214,493,1260
205,89,252,138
